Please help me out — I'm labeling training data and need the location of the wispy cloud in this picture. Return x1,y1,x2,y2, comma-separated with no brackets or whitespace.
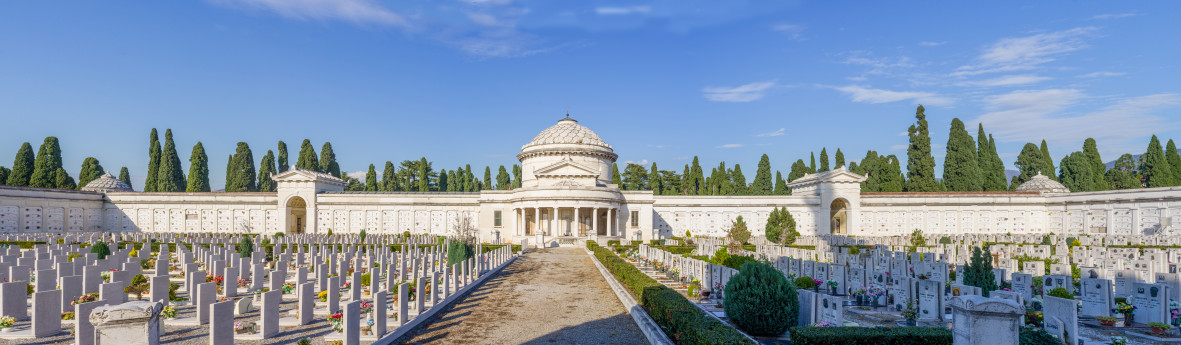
346,170,367,179
702,81,776,102
1091,13,1136,20
772,24,805,41
595,6,651,15
757,128,786,137
717,144,744,149
958,74,1051,87
919,41,946,47
953,27,1095,76
1077,71,1126,78
210,0,409,27
624,159,650,165
832,85,954,106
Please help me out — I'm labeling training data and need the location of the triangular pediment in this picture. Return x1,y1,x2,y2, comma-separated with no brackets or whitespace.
272,168,348,186
535,157,599,177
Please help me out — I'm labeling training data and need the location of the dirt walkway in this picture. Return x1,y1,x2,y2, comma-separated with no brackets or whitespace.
397,247,646,345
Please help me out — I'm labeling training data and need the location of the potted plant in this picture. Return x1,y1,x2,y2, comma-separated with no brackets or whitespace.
327,313,344,333
900,302,918,326
1096,316,1118,326
827,281,839,295
1114,302,1136,326
0,316,14,332
1149,322,1172,334
812,279,823,292
851,288,867,305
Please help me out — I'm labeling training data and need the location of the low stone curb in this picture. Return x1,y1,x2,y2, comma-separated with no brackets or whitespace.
583,248,674,345
374,253,519,345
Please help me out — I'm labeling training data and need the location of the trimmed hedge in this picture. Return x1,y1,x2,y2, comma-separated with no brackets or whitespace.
587,241,753,345
789,326,952,345
0,241,47,249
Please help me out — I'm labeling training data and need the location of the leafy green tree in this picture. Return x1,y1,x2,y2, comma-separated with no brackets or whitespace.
257,150,276,192
118,167,133,190
364,164,378,191
855,151,880,192
835,149,845,169
224,155,233,191
156,129,186,192
774,171,788,195
345,175,364,191
91,242,112,260
731,164,747,195
963,246,997,297
446,240,474,266
186,142,211,192
658,169,680,195
277,141,289,173
55,168,76,190
238,237,253,258
295,139,318,171
819,148,830,172
1010,143,1051,188
1167,139,1181,186
750,154,773,195
1058,151,1094,192
6,143,34,186
225,142,257,192
1082,138,1107,191
1040,140,1057,181
29,137,64,188
382,161,397,191
910,229,927,248
787,159,808,183
496,165,510,190
77,157,105,190
943,118,981,191
764,207,798,245
1106,153,1141,189
144,129,160,192
622,163,648,190
906,105,938,192
319,142,340,177
124,274,150,300
1141,135,1176,187
611,163,622,185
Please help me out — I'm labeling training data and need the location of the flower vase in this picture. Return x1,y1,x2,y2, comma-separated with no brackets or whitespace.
906,319,916,326
855,295,864,305
831,286,838,295
1124,313,1134,327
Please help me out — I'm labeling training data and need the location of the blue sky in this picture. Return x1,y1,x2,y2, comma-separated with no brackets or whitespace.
1,1,1178,189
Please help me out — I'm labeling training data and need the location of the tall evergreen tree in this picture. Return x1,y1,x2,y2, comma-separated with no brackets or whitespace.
1106,154,1141,189
437,168,448,191
54,168,76,190
447,170,458,191
906,105,938,192
382,161,397,191
0,166,9,186
648,162,661,193
156,129,186,192
963,246,997,297
257,150,276,192
987,136,1008,190
835,149,845,169
689,157,704,195
365,164,378,191
1140,135,1176,188
418,157,430,192
512,164,522,189
144,129,160,192
463,165,474,192
1039,140,1057,181
186,142,210,192
622,163,648,190
611,163,622,185
943,118,981,191
774,171,788,195
977,124,1006,191
1058,152,1095,192
319,142,340,177
225,142,257,192
77,157,105,190
819,148,830,172
482,166,492,190
29,137,63,188
809,153,816,173
277,141,289,173
751,154,773,195
118,167,133,190
879,155,905,192
495,166,510,190
295,139,318,171
856,151,881,192
1082,138,1108,191
731,164,747,195
6,142,34,186
224,155,233,192
1011,143,1051,188
1166,139,1181,187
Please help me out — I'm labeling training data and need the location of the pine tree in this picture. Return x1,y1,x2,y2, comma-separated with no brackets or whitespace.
751,154,773,195
774,171,788,195
295,139,318,171
835,149,845,169
493,166,508,190
257,150,276,192
365,164,378,191
879,155,905,192
1058,151,1094,192
118,167,133,190
1011,143,1050,188
186,142,211,192
788,159,808,182
765,207,798,245
156,129,186,192
382,161,397,191
1140,135,1176,188
819,148,830,172
1082,138,1107,191
77,157,105,190
1166,139,1181,187
144,129,160,192
54,168,76,190
943,118,981,191
225,142,257,192
319,142,340,177
848,161,858,172
6,142,34,186
611,163,622,185
963,246,997,297
622,163,648,190
809,153,816,173
1039,140,1057,181
731,164,747,195
906,105,938,192
1106,154,1141,189
29,137,63,188
647,162,661,193
277,141,289,173
418,158,430,192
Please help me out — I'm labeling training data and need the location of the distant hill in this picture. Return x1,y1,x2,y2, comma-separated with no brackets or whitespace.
1005,169,1018,181
1105,154,1141,170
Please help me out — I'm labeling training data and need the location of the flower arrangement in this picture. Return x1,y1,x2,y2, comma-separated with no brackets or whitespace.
100,271,111,282
1096,316,1118,326
342,282,351,290
206,275,224,285
71,293,100,306
900,302,918,321
812,279,823,287
0,316,15,329
318,291,329,302
917,274,929,280
237,278,249,288
1113,302,1136,315
359,301,373,315
282,282,296,294
813,320,835,327
161,306,177,319
1025,309,1043,327
327,313,344,332
826,281,839,289
61,311,75,320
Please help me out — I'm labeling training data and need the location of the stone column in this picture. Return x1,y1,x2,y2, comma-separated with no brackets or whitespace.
533,207,540,236
949,295,1024,345
592,207,599,238
609,208,616,237
574,208,580,236
550,207,557,237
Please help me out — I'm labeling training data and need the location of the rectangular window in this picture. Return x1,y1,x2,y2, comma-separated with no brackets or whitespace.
631,211,639,227
494,211,502,227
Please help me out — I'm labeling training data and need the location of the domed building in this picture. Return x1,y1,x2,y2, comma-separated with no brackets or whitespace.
1015,173,1071,193
81,173,134,193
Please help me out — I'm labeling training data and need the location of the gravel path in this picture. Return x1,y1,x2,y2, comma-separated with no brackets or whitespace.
396,247,645,345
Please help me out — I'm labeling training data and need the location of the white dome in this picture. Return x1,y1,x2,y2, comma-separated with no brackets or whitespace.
522,117,612,150
82,172,133,193
1015,172,1070,193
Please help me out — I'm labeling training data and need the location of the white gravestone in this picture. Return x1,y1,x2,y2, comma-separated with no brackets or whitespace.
950,295,1023,345
1080,278,1112,318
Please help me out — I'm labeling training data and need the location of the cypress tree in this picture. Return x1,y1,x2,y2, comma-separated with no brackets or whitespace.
481,166,491,190
6,143,34,186
835,149,845,169
463,165,474,192
29,137,63,189
55,168,76,190
448,170,459,191
787,159,808,182
381,161,395,191
809,153,816,173
879,155,905,192
987,135,1008,190
611,163,622,185
942,118,981,191
257,150,276,192
1166,139,1181,186
512,164,522,189
437,168,448,192
1011,143,1050,188
689,157,704,195
1082,138,1108,191
1058,151,1094,192
319,142,340,177
857,151,881,192
848,161,858,172
731,164,747,195
495,166,510,190
77,157,105,190
277,141,289,173
144,129,160,192
118,167,133,190
156,129,186,192
977,124,1005,191
1106,154,1141,189
418,158,430,192
186,142,211,192
1039,140,1057,181
906,105,937,192
751,154,773,195
225,142,257,192
0,167,8,186
295,139,318,171
819,148,830,172
365,164,378,191
963,246,997,297
648,162,661,193
224,155,233,191
774,171,788,195
1140,135,1176,188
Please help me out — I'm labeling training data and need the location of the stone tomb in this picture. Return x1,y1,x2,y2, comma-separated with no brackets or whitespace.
949,296,1024,345
91,301,163,345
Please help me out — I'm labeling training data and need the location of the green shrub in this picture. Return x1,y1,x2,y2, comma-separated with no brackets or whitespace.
361,273,371,287
910,229,927,247
724,261,799,336
1114,297,1127,305
1019,325,1059,345
447,241,474,266
274,232,284,238
90,242,112,260
789,326,952,345
795,276,816,289
606,240,621,247
712,248,731,266
939,237,952,244
1046,287,1072,300
359,229,367,243
722,255,757,271
238,237,253,259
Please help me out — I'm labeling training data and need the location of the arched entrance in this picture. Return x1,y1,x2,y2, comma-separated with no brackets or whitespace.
287,196,307,234
830,198,849,235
